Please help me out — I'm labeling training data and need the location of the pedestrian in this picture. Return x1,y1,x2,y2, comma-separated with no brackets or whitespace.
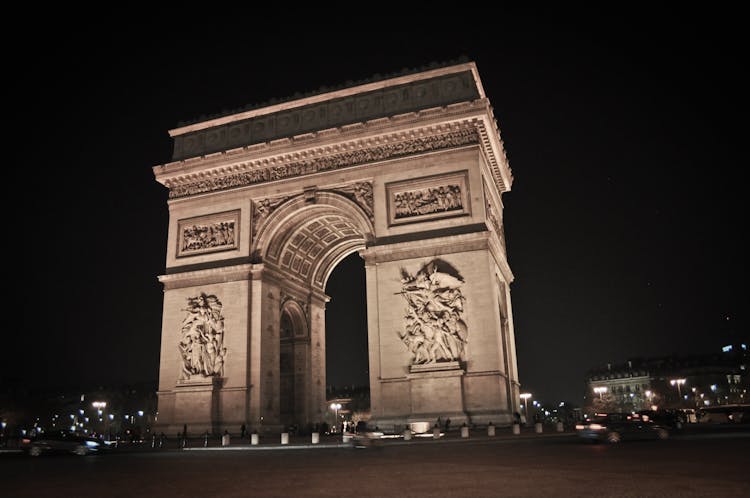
444,418,451,432
240,423,246,438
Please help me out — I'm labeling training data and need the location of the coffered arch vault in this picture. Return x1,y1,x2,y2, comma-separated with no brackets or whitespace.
255,192,373,290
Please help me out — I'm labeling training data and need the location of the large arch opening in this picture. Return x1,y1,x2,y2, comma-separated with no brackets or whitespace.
256,193,372,428
324,252,369,421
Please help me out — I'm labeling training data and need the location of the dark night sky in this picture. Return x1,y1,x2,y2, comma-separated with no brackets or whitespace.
5,10,745,406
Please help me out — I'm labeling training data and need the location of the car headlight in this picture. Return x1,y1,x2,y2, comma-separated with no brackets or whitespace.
85,440,100,448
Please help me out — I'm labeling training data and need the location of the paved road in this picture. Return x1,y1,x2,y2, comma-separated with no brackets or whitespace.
2,431,749,497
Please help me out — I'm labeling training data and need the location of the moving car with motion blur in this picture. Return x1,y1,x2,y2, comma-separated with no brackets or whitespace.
576,413,669,444
21,430,112,456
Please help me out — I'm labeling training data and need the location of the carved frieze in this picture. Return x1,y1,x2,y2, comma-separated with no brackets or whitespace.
167,127,478,199
178,293,227,381
397,260,468,365
386,171,469,226
177,210,239,258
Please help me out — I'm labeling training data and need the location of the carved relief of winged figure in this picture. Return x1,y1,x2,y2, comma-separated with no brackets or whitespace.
397,260,468,365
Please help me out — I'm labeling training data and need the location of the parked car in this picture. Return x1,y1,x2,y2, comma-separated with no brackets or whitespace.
576,413,669,443
21,430,112,456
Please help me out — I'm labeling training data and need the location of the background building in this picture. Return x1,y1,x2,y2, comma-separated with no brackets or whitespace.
584,343,748,414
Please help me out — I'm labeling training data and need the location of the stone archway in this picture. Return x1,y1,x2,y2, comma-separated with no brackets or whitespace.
153,62,520,434
250,193,372,429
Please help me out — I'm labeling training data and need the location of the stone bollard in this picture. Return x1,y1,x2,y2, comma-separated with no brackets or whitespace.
281,432,289,445
311,432,320,444
433,424,441,439
556,421,564,432
403,429,412,441
222,432,230,446
535,422,543,434
461,424,469,438
342,433,352,443
204,432,209,447
251,432,259,445
512,423,521,435
487,423,495,437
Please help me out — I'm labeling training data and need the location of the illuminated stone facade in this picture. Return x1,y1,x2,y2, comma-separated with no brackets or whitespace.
152,62,519,433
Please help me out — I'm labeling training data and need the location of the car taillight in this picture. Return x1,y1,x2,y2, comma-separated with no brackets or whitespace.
588,424,605,430
21,438,31,444
575,424,584,430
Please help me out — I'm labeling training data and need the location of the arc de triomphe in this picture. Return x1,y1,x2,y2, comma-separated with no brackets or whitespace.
152,62,519,433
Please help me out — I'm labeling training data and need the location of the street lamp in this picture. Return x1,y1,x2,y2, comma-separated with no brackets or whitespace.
520,393,532,415
329,403,342,432
92,401,106,420
645,390,657,409
670,378,686,404
593,386,608,400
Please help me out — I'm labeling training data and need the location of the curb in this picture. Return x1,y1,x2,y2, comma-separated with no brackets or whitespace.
182,431,576,451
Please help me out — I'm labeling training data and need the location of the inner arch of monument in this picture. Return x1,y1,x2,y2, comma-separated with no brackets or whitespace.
256,193,372,292
260,195,370,427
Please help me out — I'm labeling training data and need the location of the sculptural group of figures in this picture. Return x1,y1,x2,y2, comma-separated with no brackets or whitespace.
179,293,227,379
181,222,235,251
394,184,462,219
398,261,468,364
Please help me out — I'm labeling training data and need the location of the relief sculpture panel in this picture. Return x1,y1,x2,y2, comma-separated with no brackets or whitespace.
177,210,239,257
397,260,468,365
386,171,469,226
178,293,227,381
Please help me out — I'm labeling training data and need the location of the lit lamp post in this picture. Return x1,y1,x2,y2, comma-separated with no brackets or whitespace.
593,386,608,400
670,378,686,405
645,390,656,410
520,393,532,416
330,403,342,432
92,401,107,437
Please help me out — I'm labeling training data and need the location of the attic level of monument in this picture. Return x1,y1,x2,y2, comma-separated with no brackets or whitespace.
169,66,482,160
154,64,512,200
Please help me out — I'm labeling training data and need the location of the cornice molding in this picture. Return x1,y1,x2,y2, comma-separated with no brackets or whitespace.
158,263,262,290
163,124,479,199
360,231,492,264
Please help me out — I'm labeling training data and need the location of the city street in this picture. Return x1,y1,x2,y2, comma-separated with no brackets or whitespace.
2,430,749,497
